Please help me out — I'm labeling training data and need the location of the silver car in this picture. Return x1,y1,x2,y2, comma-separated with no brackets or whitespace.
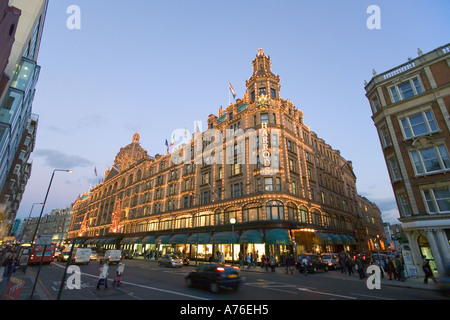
159,254,183,268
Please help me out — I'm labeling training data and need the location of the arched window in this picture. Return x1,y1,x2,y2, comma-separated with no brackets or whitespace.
136,170,142,181
215,209,223,225
323,212,332,227
266,201,284,220
242,203,262,222
299,206,309,223
175,215,192,229
346,218,353,230
127,174,134,186
194,211,213,227
287,203,298,221
339,216,346,229
225,207,240,224
311,210,322,225
332,214,339,228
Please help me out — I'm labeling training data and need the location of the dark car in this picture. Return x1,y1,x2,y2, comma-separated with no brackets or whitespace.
296,254,329,273
185,263,241,293
122,251,134,259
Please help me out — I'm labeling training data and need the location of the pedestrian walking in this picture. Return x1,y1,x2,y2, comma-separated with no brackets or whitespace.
1,252,18,283
345,255,354,276
113,261,125,287
355,255,366,279
422,258,438,284
269,256,276,272
301,256,309,276
253,251,259,268
238,252,244,269
285,254,294,274
246,253,251,269
97,261,109,289
339,252,346,274
395,255,405,282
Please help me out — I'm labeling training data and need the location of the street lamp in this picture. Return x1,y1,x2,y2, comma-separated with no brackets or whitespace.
29,169,72,300
230,217,236,266
29,169,72,246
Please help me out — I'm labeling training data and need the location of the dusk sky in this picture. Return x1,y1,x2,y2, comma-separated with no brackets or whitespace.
16,0,450,224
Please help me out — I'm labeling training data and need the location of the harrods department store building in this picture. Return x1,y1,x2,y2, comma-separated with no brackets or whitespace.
68,49,386,262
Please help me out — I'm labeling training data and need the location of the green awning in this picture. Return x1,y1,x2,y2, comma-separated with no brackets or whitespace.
337,234,351,245
187,233,211,244
120,237,132,245
132,237,142,244
170,234,188,244
156,235,171,244
341,235,356,245
211,231,239,244
265,229,291,245
314,233,333,245
142,236,156,244
329,233,344,245
105,238,117,244
239,230,264,244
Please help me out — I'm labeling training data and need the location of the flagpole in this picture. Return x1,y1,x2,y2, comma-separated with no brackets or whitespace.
228,85,230,106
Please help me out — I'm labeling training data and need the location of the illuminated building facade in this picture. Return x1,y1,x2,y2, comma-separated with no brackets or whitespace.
69,49,386,262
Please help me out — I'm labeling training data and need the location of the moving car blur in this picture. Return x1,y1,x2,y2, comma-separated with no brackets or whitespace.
185,263,241,293
159,253,183,268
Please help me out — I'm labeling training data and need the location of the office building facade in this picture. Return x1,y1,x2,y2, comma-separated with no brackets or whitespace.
365,43,450,276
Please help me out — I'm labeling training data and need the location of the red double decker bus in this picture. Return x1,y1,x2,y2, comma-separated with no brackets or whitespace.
28,243,56,264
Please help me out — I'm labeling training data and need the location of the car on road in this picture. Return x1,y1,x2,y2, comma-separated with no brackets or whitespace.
122,250,134,259
296,254,329,273
159,254,183,268
57,249,72,262
100,249,122,265
321,253,339,269
185,263,241,293
90,250,98,260
71,248,91,265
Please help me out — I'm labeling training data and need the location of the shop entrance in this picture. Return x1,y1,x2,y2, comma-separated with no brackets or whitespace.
418,235,438,276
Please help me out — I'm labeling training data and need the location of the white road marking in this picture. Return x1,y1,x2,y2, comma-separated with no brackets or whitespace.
51,262,210,300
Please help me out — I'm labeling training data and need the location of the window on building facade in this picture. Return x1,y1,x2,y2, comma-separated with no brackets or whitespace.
261,113,269,124
389,76,423,102
259,87,266,96
410,145,450,175
242,203,261,222
388,156,402,181
215,209,223,225
266,201,284,220
422,186,450,214
264,177,273,191
271,88,276,98
370,95,382,113
398,193,412,217
400,110,438,139
379,125,392,147
299,206,309,223
287,203,298,221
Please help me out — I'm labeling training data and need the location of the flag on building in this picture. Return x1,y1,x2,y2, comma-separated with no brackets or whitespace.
165,139,169,153
169,133,175,146
229,82,236,99
94,167,97,176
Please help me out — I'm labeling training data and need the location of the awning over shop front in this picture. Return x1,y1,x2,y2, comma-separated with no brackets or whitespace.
186,233,211,244
210,231,239,244
314,232,333,245
142,236,156,244
329,233,344,245
84,238,96,245
341,234,356,245
105,238,117,244
120,237,133,245
156,235,171,244
239,230,264,244
170,234,188,244
265,229,291,245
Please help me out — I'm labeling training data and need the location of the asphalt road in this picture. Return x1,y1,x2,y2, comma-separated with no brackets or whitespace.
30,258,445,302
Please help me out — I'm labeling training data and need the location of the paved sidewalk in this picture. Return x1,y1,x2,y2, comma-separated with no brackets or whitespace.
0,266,49,300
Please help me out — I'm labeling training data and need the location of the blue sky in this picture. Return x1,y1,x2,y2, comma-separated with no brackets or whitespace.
16,0,450,224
